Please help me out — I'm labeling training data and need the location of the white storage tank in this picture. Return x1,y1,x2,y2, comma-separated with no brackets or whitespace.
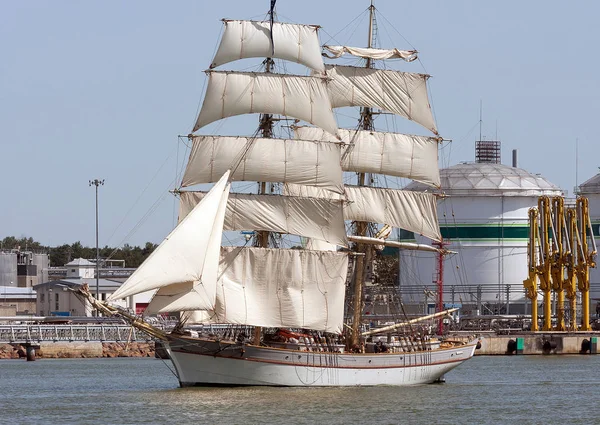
400,143,562,315
578,174,600,310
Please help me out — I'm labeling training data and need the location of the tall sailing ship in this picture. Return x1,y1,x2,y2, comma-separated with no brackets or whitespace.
80,1,477,386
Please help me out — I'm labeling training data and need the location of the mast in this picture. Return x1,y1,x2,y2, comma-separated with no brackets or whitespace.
256,57,275,249
350,0,376,349
433,240,450,335
252,3,277,342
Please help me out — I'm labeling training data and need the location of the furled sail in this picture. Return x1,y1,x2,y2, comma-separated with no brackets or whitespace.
323,45,418,62
179,191,348,247
108,171,231,309
193,71,338,136
211,20,325,72
284,184,441,241
294,126,440,187
322,65,437,135
181,135,344,193
201,246,349,334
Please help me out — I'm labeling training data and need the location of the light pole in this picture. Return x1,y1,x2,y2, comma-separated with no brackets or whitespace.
89,179,104,314
48,287,52,317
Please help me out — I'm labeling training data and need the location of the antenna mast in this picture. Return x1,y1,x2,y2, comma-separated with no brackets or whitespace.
575,138,579,195
479,100,483,142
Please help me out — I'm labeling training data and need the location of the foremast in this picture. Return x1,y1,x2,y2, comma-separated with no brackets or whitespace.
254,54,275,345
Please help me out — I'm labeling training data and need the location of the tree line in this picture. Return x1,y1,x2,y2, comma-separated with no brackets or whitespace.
0,236,157,268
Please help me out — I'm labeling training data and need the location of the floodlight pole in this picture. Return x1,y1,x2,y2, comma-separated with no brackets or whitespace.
89,178,104,315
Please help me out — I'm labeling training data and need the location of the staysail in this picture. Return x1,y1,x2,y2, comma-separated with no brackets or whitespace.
211,20,325,72
179,191,348,247
181,135,344,193
108,171,231,311
193,71,339,136
293,126,440,187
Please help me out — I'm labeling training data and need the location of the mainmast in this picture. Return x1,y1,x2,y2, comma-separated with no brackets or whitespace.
350,1,376,349
360,0,376,131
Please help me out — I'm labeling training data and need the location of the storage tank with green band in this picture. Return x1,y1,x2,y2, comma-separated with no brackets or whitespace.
398,155,562,316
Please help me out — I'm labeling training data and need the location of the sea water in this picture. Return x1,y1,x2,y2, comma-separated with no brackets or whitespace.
1,355,598,424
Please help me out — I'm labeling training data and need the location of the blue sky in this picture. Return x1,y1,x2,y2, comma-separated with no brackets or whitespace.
2,1,599,247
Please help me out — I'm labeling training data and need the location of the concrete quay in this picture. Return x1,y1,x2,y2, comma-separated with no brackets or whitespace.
0,341,155,359
473,331,600,355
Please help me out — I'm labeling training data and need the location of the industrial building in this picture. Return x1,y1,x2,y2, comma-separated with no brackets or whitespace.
0,249,49,287
0,250,49,315
0,251,153,317
399,141,563,316
0,286,36,315
34,258,153,316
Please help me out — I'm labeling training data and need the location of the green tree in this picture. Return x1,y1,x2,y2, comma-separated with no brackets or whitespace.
2,235,157,268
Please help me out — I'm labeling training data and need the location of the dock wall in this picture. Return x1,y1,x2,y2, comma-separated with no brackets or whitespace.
0,342,155,359
475,333,599,355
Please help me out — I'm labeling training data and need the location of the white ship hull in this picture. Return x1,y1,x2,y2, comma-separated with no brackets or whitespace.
165,335,476,387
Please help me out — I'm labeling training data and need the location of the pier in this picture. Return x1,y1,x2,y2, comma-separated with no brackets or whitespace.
0,323,159,344
0,321,166,360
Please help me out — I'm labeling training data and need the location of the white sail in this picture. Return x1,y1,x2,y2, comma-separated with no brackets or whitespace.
108,171,231,307
179,191,348,247
305,238,338,251
283,183,343,199
345,186,441,241
211,20,325,71
323,65,437,135
294,126,440,187
323,45,417,62
207,246,349,333
180,310,212,324
283,184,441,241
181,135,344,193
193,71,338,136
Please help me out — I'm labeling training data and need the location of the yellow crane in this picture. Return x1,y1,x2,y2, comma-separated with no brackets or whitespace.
550,197,567,331
523,207,540,332
524,195,596,332
537,196,553,331
565,207,578,331
575,197,597,331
